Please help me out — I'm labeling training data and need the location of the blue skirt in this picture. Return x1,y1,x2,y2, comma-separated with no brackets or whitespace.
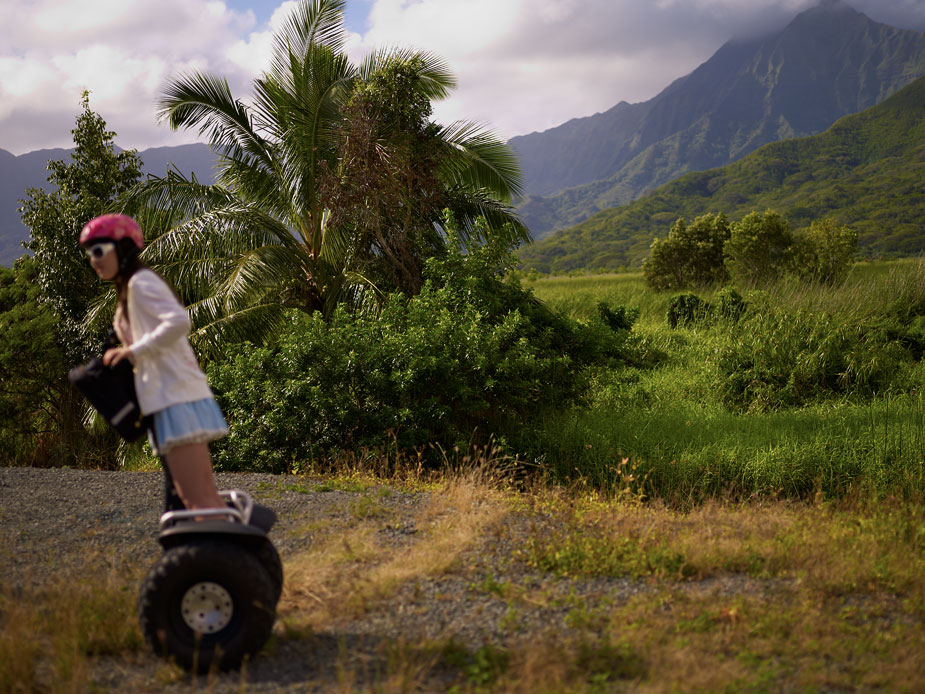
149,397,229,456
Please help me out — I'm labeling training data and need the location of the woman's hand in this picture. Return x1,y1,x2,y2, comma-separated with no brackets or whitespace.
103,346,134,366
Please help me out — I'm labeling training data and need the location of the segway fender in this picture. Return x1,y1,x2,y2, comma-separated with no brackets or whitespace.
157,519,268,549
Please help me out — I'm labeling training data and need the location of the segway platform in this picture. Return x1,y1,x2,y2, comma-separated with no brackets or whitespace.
138,490,283,673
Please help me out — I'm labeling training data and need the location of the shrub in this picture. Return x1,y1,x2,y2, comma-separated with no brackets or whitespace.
724,210,795,286
597,302,639,332
715,287,747,322
0,257,81,466
208,240,626,472
642,213,730,290
716,309,913,411
666,293,711,328
793,218,858,284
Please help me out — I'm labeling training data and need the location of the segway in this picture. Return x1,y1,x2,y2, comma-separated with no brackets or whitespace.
69,346,283,672
138,488,284,673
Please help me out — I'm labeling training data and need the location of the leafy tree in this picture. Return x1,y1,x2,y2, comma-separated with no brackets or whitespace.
724,210,795,286
21,91,143,364
319,55,522,295
0,257,67,464
17,94,142,466
122,0,526,356
793,218,858,284
642,213,730,289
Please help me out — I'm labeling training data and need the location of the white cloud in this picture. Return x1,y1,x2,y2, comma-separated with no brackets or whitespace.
349,0,735,139
0,0,922,155
225,1,301,74
351,0,925,140
0,0,267,154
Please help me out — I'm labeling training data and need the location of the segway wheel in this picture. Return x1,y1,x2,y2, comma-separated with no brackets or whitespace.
255,539,284,605
138,540,276,673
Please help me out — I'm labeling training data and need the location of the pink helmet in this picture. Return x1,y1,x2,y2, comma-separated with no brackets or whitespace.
79,213,144,249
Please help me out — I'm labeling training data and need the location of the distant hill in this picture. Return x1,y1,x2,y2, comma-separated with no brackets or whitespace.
0,143,216,266
512,0,925,240
517,74,925,274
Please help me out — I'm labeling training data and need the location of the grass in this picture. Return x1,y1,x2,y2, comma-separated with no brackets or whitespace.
524,257,925,326
4,467,921,692
521,259,925,500
0,559,145,694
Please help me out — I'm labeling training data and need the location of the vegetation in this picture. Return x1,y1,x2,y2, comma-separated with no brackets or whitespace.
524,263,925,500
3,3,921,690
207,230,630,473
644,209,857,291
9,93,141,466
0,257,69,465
3,468,922,692
642,212,730,290
723,210,796,286
518,74,925,274
21,92,143,364
795,216,860,285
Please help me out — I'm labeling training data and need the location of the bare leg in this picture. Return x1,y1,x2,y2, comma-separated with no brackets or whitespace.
163,442,225,510
160,459,185,512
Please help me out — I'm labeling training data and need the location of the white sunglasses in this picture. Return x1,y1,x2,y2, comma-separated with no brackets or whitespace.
85,241,116,260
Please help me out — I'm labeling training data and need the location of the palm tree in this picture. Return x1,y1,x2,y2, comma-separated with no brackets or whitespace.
118,0,526,357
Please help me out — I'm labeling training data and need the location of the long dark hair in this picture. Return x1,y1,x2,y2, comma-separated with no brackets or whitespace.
111,239,181,321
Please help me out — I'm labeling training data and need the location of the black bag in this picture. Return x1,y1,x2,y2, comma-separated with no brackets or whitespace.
68,357,152,442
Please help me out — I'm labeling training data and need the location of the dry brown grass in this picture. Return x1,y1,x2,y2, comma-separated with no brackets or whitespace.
269,472,924,692
516,489,925,603
3,466,922,693
0,557,144,694
280,468,508,632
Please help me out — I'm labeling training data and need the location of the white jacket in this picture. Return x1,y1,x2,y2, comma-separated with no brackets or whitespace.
114,269,214,415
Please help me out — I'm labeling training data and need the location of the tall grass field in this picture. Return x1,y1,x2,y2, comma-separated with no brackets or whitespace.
524,260,925,502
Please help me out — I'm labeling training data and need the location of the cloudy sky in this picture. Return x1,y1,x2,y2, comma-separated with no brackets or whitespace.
1,0,923,155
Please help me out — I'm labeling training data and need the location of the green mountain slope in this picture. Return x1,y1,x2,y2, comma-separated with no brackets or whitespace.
517,74,925,274
513,0,925,240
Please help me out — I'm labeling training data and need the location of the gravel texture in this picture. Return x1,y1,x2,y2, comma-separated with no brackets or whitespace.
0,466,797,693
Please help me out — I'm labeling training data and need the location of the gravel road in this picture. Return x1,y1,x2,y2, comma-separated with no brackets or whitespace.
0,466,788,693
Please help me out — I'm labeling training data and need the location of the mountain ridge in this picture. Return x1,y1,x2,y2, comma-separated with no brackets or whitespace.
0,143,216,266
517,74,925,274
512,0,925,240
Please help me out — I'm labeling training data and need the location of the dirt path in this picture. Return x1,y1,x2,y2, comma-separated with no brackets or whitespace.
2,466,914,693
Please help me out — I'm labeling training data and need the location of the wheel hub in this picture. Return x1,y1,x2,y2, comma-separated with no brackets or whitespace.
180,582,234,634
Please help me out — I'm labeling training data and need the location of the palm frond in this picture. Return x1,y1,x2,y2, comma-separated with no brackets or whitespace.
83,285,116,342
218,244,308,312
358,47,456,101
436,120,525,200
445,190,530,250
188,298,290,360
254,48,355,247
120,170,239,223
271,0,348,76
158,72,274,174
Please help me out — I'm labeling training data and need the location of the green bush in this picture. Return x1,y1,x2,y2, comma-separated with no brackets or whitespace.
717,309,913,411
724,210,795,286
715,287,747,322
207,242,627,472
666,293,711,328
665,288,747,329
793,218,858,285
642,213,730,290
597,302,639,332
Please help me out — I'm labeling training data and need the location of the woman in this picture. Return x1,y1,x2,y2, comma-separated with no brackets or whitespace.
80,213,227,513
